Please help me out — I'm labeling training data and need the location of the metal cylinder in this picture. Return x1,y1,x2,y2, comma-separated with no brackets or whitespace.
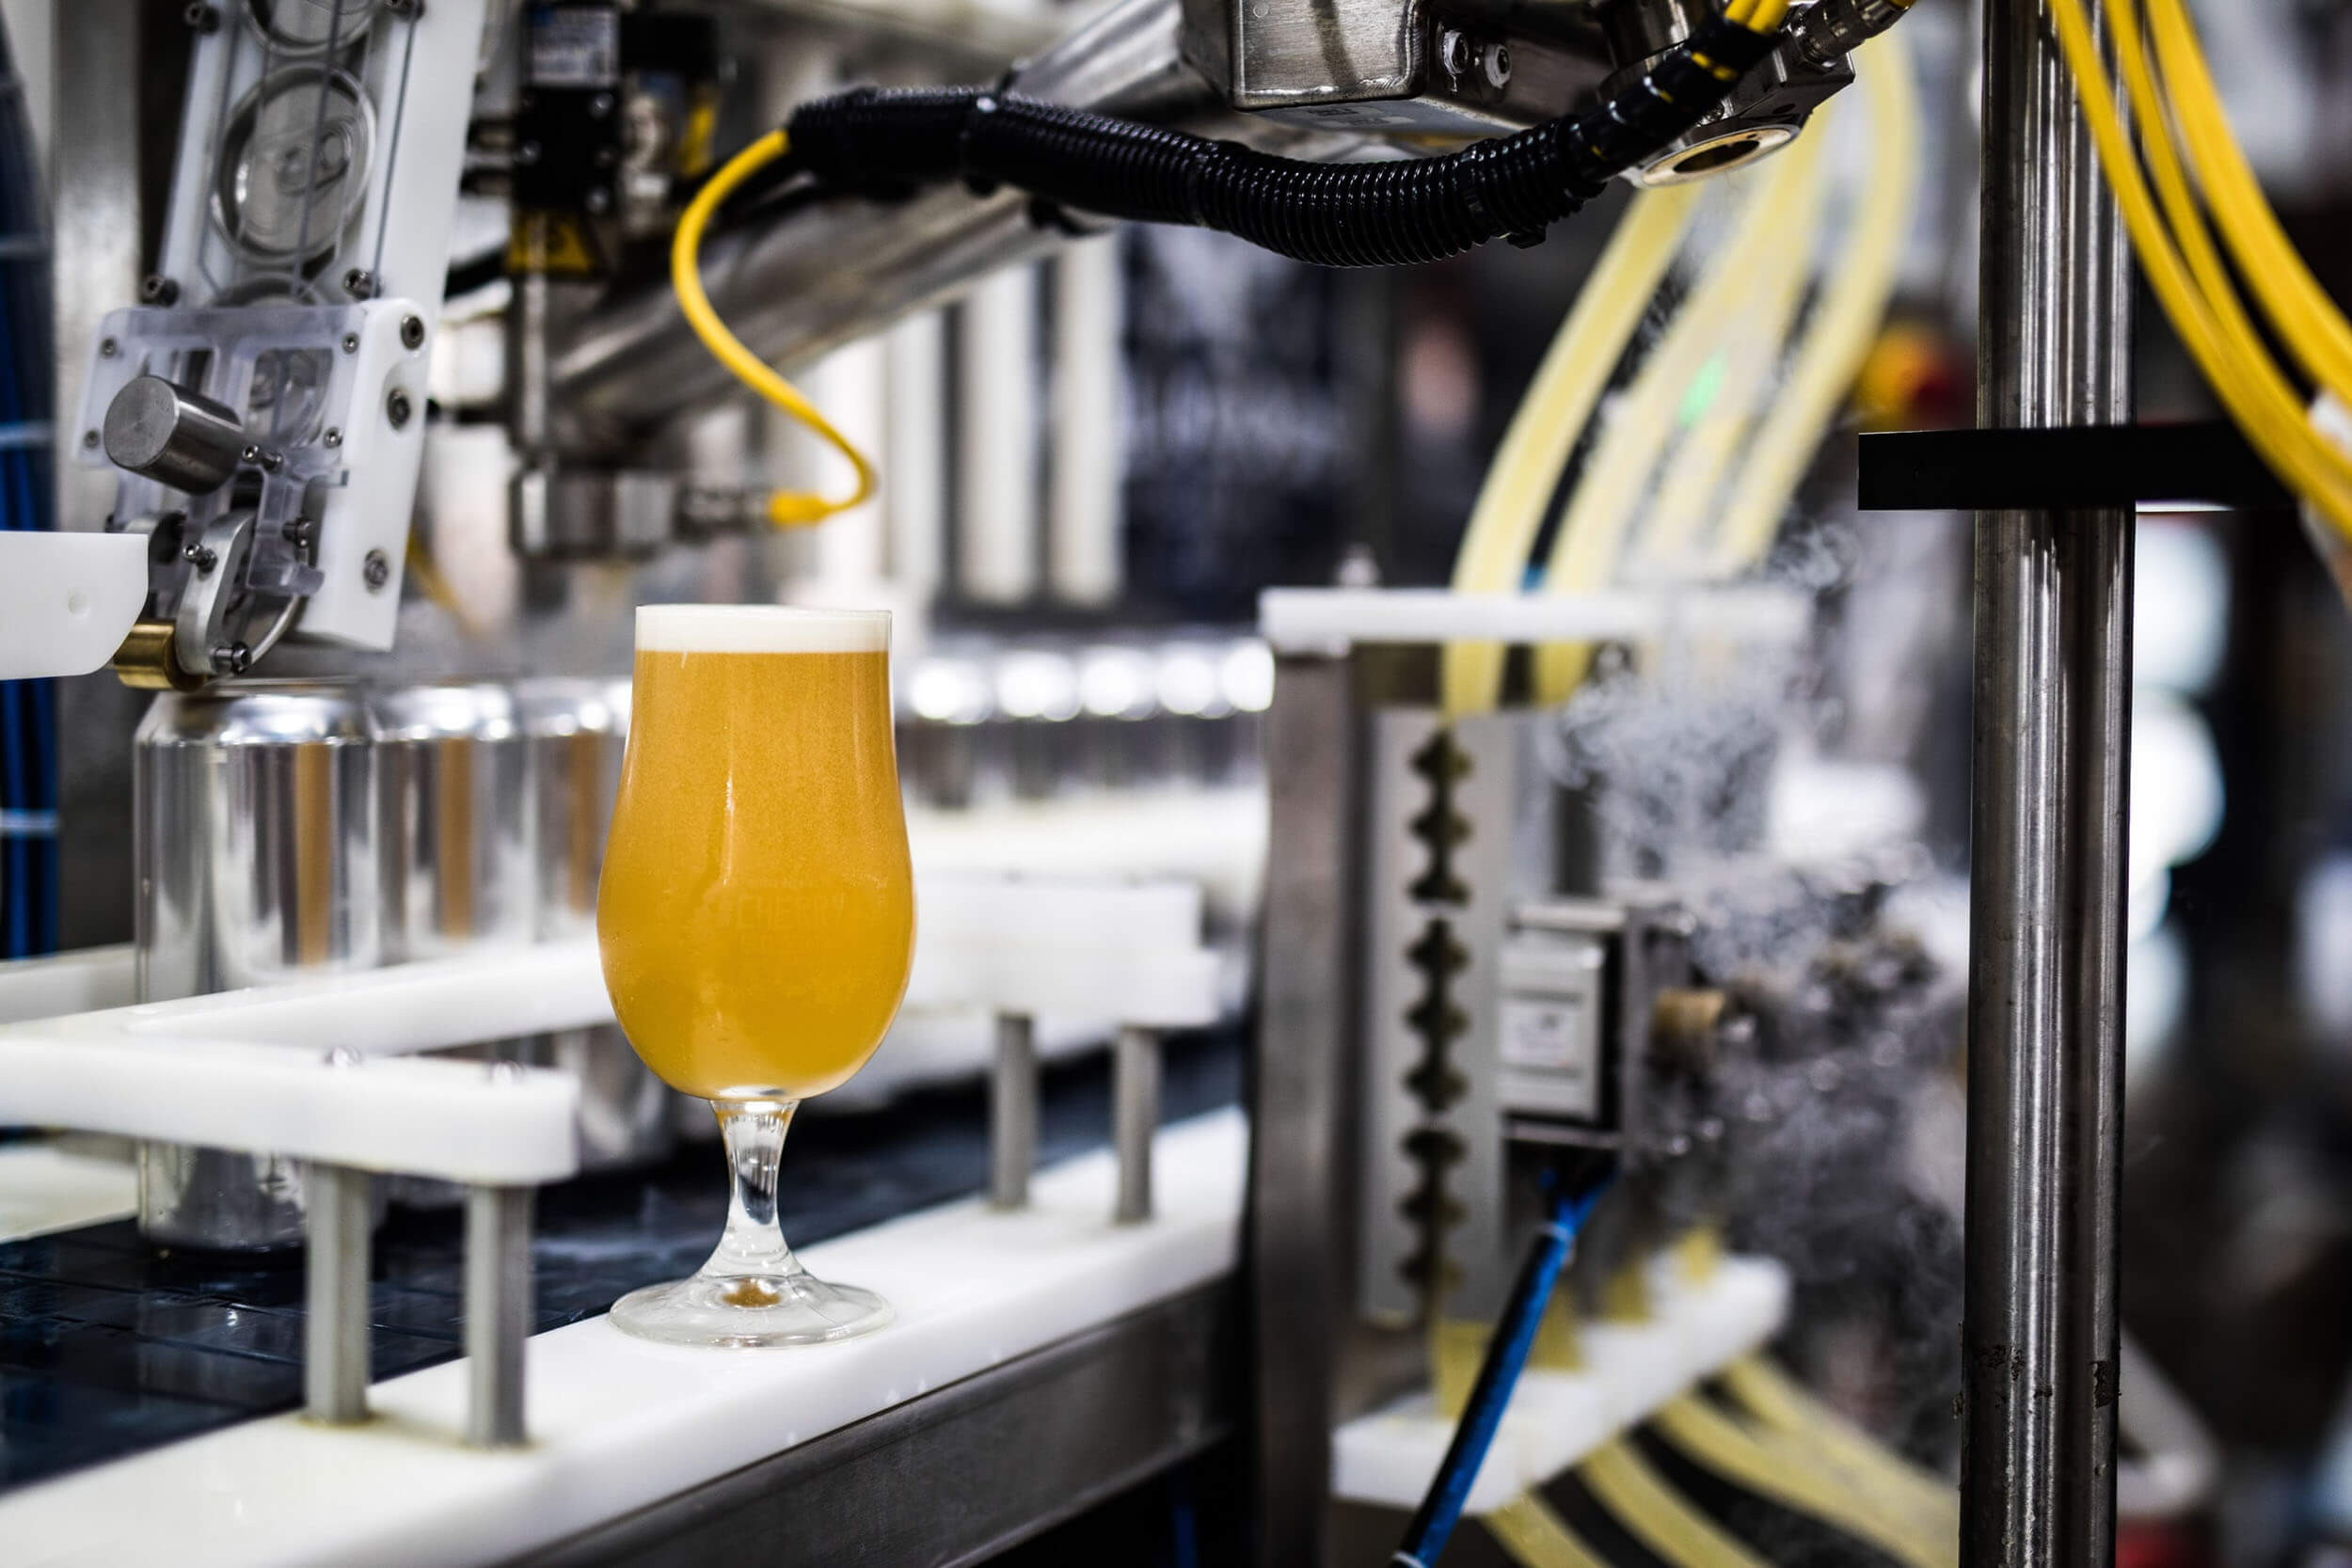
1963,0,2134,1561
103,374,246,493
134,681,381,1249
516,676,675,1171
371,681,535,1208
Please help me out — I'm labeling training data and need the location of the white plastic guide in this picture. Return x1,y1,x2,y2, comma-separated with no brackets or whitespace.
0,534,150,679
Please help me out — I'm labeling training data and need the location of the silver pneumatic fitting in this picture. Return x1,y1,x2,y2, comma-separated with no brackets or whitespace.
1788,0,1909,67
103,375,248,494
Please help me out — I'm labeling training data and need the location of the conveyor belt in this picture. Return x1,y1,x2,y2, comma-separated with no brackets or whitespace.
0,1030,1241,1492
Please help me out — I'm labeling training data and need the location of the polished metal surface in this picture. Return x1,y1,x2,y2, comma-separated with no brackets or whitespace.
510,468,678,560
549,0,1248,435
989,1012,1038,1210
467,1183,535,1448
305,1162,374,1424
516,677,674,1172
102,376,247,493
1963,0,2135,1561
1248,656,1360,1568
371,681,534,962
501,1284,1237,1568
135,682,382,1249
1113,1026,1160,1224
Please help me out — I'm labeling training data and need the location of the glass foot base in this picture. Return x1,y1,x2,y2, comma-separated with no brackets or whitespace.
610,1270,894,1348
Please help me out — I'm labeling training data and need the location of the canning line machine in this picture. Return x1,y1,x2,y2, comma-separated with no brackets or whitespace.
0,0,2153,1560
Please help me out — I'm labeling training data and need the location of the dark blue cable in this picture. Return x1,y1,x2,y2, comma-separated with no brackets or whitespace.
1391,1169,1614,1568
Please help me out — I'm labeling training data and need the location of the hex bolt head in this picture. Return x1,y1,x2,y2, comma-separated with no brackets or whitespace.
183,2,218,32
1438,27,1470,79
1482,41,1511,88
399,314,427,351
342,332,361,355
99,337,119,358
362,548,391,592
342,268,376,300
385,387,414,429
211,641,251,675
323,427,343,449
141,274,181,306
183,542,217,574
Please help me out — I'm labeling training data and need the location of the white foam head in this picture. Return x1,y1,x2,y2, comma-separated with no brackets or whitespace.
635,604,890,654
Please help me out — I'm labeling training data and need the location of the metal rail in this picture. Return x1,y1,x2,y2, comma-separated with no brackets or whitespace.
1963,0,2135,1561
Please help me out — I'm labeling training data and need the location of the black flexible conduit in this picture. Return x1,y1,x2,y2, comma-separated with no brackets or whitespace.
784,16,1779,268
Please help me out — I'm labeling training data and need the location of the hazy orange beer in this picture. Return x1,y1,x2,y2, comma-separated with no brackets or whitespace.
599,606,914,1101
597,605,913,1347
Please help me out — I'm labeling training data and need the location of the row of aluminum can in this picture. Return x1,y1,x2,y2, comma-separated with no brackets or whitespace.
133,677,672,1249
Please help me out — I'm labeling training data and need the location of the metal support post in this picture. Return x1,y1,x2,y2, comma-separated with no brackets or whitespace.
1113,1025,1160,1223
466,1183,535,1448
305,1164,373,1425
990,1012,1038,1210
1964,1,2135,1563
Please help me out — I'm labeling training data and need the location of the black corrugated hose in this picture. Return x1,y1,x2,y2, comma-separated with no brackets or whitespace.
783,15,1781,268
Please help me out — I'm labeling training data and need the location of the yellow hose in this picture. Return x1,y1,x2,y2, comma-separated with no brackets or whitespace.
1487,1492,1615,1568
2040,0,2352,538
2145,0,2352,407
1636,109,1836,575
1442,186,1702,719
1719,1354,1959,1532
1579,1436,1772,1568
672,130,879,527
1711,27,1921,574
1532,140,1826,704
1650,1394,1958,1568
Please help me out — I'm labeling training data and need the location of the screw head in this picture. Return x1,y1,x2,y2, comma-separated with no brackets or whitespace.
385,387,414,429
516,141,541,167
342,332,360,354
399,314,426,351
589,92,613,118
140,273,181,306
1482,41,1511,87
211,641,251,674
342,267,376,300
183,542,217,574
183,2,217,32
323,427,342,449
99,337,118,357
584,187,612,214
81,429,99,450
362,548,391,591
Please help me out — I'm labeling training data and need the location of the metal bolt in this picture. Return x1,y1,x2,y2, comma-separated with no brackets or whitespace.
211,641,251,675
342,332,360,355
589,92,613,118
516,141,541,167
385,387,414,429
183,542,217,574
80,429,99,450
584,187,612,214
141,274,181,306
323,427,343,449
362,549,391,592
282,518,316,545
400,314,426,351
1482,41,1511,88
99,337,118,358
342,268,376,300
1438,27,1471,79
183,2,218,31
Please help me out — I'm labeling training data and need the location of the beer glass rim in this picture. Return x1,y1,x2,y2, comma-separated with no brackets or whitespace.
635,603,891,655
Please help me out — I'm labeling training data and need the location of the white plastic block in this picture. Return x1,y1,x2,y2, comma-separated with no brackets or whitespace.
0,534,149,679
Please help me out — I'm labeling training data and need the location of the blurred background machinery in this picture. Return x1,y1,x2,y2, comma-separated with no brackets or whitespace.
6,0,2352,1562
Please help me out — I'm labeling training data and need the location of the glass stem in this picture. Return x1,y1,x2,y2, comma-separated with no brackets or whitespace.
703,1099,803,1283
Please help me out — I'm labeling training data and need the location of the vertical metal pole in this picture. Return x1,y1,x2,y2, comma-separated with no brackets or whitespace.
990,1011,1038,1209
1249,656,1361,1568
466,1184,534,1448
1113,1024,1160,1223
305,1164,373,1425
1965,1,2134,1562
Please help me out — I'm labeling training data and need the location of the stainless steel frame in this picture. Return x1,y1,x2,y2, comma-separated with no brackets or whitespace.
1963,0,2134,1561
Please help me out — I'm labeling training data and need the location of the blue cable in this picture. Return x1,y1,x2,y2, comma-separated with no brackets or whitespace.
1390,1167,1614,1568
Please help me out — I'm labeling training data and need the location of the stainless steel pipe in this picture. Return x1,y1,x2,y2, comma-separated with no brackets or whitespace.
1113,1024,1159,1224
1963,0,2135,1561
990,1012,1038,1210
